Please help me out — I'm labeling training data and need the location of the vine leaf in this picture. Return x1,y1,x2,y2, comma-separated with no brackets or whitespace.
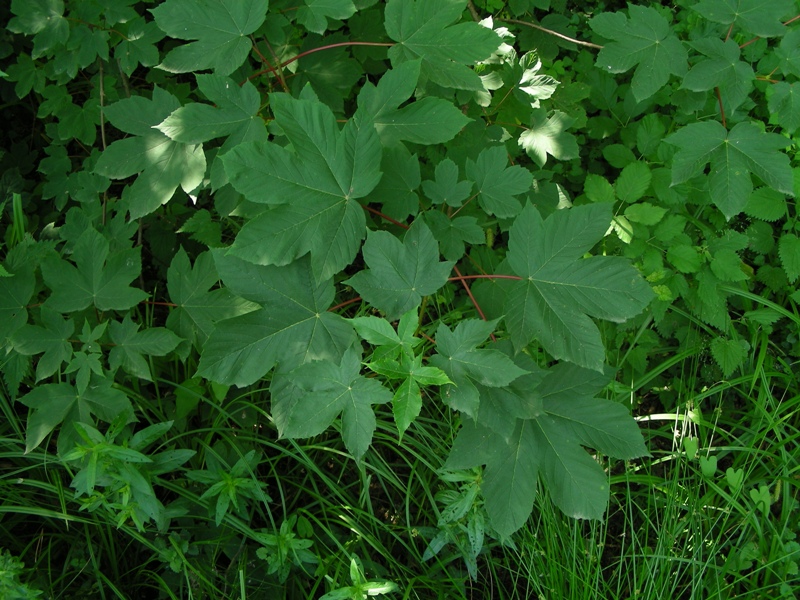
196,253,355,387
357,60,470,146
94,87,206,219
150,0,268,75
466,146,532,217
271,346,392,460
692,0,794,38
297,0,356,35
345,220,453,320
429,319,528,419
109,314,183,382
384,0,501,91
590,4,688,102
222,93,381,281
503,204,654,372
666,121,794,220
41,227,148,313
445,363,648,538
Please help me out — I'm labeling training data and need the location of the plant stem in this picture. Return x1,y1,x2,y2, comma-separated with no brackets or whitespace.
498,18,603,50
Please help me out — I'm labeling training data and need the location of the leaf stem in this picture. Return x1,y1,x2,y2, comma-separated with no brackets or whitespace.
329,297,362,312
448,274,522,282
740,14,800,49
452,265,496,341
498,18,603,50
363,205,409,229
715,86,727,129
250,42,394,81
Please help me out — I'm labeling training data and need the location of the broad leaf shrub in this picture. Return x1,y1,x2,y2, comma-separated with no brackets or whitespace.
1,0,799,595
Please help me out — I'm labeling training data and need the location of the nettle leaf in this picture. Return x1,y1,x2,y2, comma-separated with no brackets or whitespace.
744,188,787,222
519,110,579,167
466,146,532,218
345,220,453,320
95,87,206,219
11,307,74,381
692,0,793,38
151,0,268,75
384,0,501,91
41,228,148,312
166,248,259,350
682,38,754,114
710,337,750,377
197,253,355,387
429,319,528,418
590,5,687,102
357,60,470,146
297,0,356,35
666,121,794,220
768,82,800,134
422,158,473,207
779,233,800,283
222,94,381,280
271,347,392,460
503,204,653,371
109,314,182,381
8,0,69,59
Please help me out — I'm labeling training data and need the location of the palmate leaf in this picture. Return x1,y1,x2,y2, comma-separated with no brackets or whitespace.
466,146,533,218
445,362,648,538
768,82,800,133
384,0,501,91
666,121,794,220
692,0,793,38
11,307,73,381
518,110,579,167
297,0,356,35
7,0,69,59
108,314,182,382
271,347,392,460
150,0,268,75
197,252,355,387
590,4,687,102
503,204,653,372
681,38,754,114
221,93,381,281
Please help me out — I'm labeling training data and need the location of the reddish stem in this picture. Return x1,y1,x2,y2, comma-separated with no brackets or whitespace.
448,274,522,282
715,87,727,128
363,205,409,229
740,14,800,49
329,297,363,312
250,41,394,81
452,265,496,341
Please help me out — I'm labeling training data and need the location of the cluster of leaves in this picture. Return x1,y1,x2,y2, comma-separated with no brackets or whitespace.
1,0,798,595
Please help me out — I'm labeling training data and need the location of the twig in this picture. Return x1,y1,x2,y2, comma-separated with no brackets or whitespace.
498,18,604,49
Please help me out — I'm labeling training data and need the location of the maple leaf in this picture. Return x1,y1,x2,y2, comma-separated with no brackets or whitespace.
424,211,484,262
345,220,454,320
666,121,794,220
114,16,165,76
11,307,74,381
197,253,355,387
297,0,356,35
41,227,148,312
503,204,654,372
7,0,69,59
421,158,473,207
518,109,579,167
681,38,754,114
768,82,800,133
466,146,533,217
429,319,528,418
0,264,35,343
590,4,688,102
150,0,268,75
364,145,421,220
94,87,206,219
445,362,648,538
221,93,381,281
692,0,794,38
384,0,501,91
271,347,392,460
109,314,182,382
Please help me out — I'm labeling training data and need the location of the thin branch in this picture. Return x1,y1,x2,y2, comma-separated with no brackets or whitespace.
740,14,800,49
363,205,409,229
498,18,603,50
329,297,362,312
466,0,481,22
715,86,727,129
448,274,523,282
452,265,496,341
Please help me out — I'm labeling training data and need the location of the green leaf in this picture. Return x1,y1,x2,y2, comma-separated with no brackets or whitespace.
422,158,473,207
384,0,501,91
429,319,528,418
590,5,687,102
692,0,793,38
392,369,422,438
744,187,787,221
710,337,749,377
109,314,182,381
615,162,651,203
8,0,69,59
345,220,453,320
115,17,165,77
365,145,421,220
584,174,615,204
466,146,532,218
95,88,206,219
0,264,35,343
11,308,74,381
166,248,259,350
709,249,748,282
197,253,355,386
779,233,800,283
424,211,484,262
271,347,392,460
518,110,579,167
666,121,794,220
624,202,666,226
297,0,356,35
41,227,148,312
682,38,754,114
768,82,800,134
503,204,654,371
222,94,381,280
356,61,470,145
151,0,269,75
667,243,703,273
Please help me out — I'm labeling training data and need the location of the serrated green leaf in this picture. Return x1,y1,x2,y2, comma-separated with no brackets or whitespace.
584,174,615,203
41,228,148,312
654,214,686,242
590,5,687,102
364,145,421,220
8,0,69,59
504,204,654,371
223,94,381,280
615,162,652,203
351,316,403,347
392,376,422,439
197,253,355,386
710,249,748,282
779,233,800,283
422,158,473,207
710,337,749,377
151,0,268,75
297,0,356,35
109,314,182,381
666,121,794,220
518,110,578,167
635,114,666,158
682,38,754,113
430,319,528,418
271,346,392,460
624,202,666,225
746,221,776,254
744,187,787,221
768,82,800,134
384,0,501,91
115,17,165,76
11,307,74,381
424,211,484,262
667,244,703,273
345,220,453,320
692,0,793,38
466,145,532,218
